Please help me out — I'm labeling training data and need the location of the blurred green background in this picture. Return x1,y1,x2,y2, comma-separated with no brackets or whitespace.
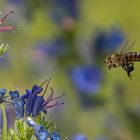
1,0,140,139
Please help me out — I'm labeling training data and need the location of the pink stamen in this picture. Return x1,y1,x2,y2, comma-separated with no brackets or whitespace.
40,79,48,87
42,78,51,96
0,11,14,24
51,93,65,101
0,25,16,32
43,88,54,106
45,102,64,109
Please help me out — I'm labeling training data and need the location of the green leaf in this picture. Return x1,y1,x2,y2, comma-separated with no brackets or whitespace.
0,44,9,56
35,114,56,131
9,129,20,140
9,119,34,140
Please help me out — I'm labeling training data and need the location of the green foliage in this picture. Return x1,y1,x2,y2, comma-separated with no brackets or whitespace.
9,116,56,140
35,114,56,131
9,119,34,140
0,105,56,140
0,44,9,56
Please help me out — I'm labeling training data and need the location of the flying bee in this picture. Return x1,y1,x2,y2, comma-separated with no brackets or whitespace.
104,40,140,79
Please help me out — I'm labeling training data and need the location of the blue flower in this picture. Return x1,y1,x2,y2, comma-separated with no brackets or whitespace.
92,28,124,58
0,88,12,105
25,79,65,117
0,88,6,100
7,0,24,5
0,88,15,129
48,0,78,23
26,85,43,116
27,117,50,140
72,134,87,140
9,90,25,119
9,90,19,100
34,39,67,57
51,131,61,140
30,81,65,117
9,79,65,118
70,66,102,94
0,106,15,129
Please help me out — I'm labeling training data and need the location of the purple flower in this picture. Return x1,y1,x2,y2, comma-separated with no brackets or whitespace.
47,0,78,30
9,79,65,118
70,66,102,94
72,134,87,140
7,0,24,5
48,0,78,22
0,106,15,129
27,117,50,140
32,96,45,117
34,39,67,57
0,88,6,100
51,131,61,140
9,90,19,99
9,90,25,119
30,79,65,117
0,88,12,105
26,85,43,116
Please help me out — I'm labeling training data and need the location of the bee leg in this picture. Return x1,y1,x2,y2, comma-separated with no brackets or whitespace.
127,71,132,80
126,68,132,80
122,63,133,79
126,63,134,79
126,63,134,73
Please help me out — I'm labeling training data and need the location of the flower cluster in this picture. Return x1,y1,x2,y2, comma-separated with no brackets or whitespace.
27,117,61,140
9,79,65,119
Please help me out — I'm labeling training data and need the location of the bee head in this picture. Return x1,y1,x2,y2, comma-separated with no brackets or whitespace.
104,55,113,70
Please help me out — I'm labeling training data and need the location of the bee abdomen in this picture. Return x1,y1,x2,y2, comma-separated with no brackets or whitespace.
125,52,140,62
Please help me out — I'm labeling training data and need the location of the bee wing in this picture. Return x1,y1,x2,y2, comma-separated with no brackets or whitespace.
119,39,136,54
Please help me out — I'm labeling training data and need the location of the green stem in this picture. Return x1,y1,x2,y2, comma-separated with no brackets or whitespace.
0,104,7,140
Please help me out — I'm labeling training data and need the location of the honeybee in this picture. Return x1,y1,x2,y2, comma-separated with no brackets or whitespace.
104,40,139,79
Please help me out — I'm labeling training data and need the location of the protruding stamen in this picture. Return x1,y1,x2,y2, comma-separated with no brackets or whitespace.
45,102,64,109
51,93,65,101
0,11,14,24
40,79,47,87
42,78,51,96
43,88,54,106
0,25,16,32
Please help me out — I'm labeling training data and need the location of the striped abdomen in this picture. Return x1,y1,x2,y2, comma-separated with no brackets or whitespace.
124,52,140,62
